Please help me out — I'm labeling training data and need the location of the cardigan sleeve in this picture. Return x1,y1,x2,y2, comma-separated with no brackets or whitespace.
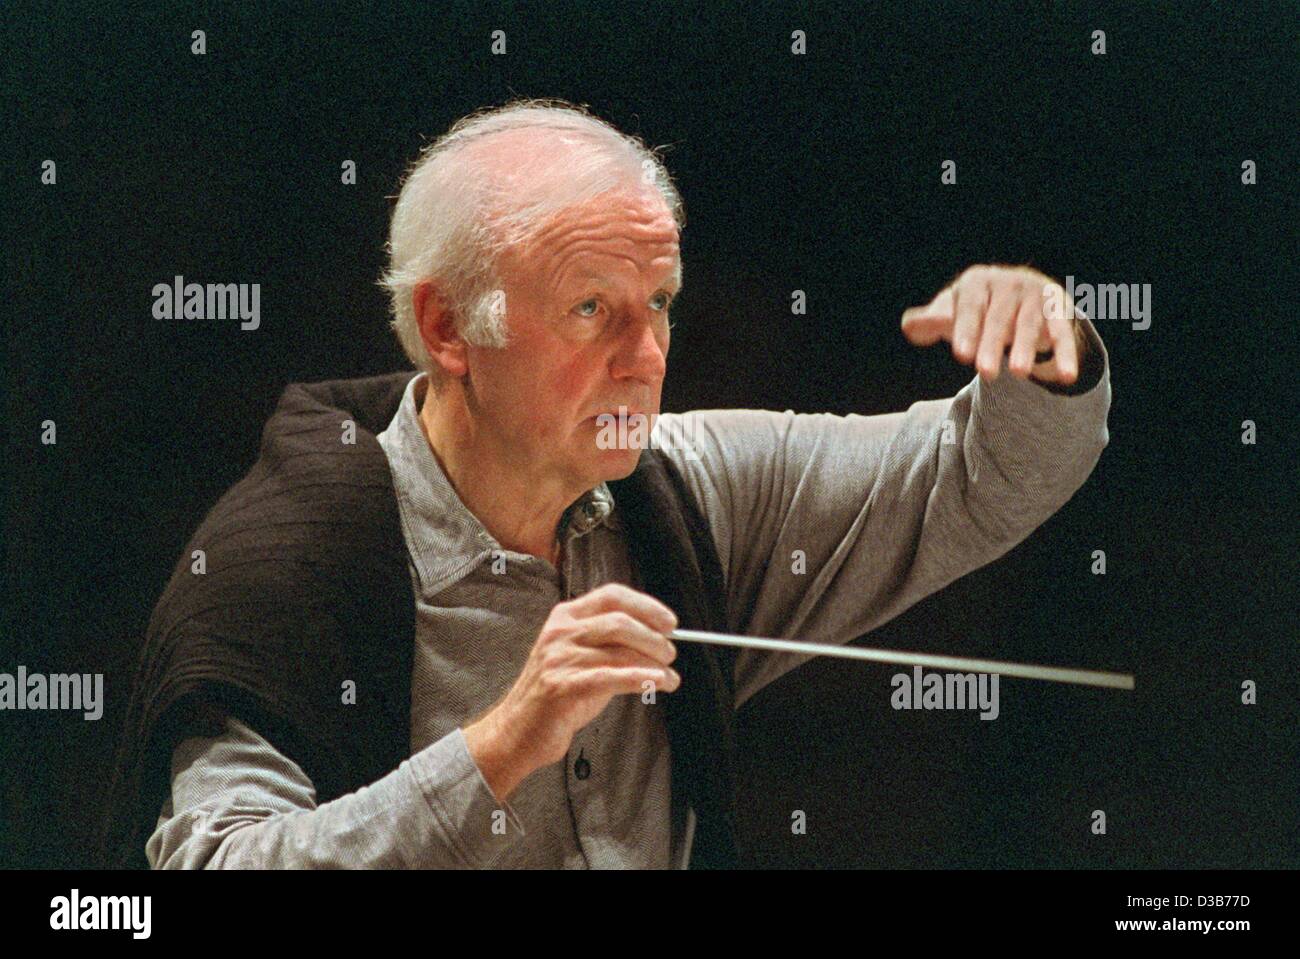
145,715,524,869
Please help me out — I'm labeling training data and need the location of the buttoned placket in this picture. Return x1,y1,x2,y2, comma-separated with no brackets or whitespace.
470,490,611,867
559,500,606,867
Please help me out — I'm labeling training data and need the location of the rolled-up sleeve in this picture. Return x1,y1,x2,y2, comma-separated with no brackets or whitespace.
654,316,1111,708
146,716,525,869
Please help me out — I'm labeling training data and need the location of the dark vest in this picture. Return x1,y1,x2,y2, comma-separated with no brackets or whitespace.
99,371,739,869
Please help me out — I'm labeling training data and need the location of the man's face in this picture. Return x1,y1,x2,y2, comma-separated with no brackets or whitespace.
464,188,680,490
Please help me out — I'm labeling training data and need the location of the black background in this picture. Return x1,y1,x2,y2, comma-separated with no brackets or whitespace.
3,0,1296,869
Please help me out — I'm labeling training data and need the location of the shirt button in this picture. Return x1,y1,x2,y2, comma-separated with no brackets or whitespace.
574,749,591,780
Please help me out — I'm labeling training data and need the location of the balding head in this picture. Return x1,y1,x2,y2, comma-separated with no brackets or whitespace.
379,99,685,393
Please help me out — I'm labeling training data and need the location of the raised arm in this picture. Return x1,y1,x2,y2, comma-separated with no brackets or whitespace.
654,273,1110,709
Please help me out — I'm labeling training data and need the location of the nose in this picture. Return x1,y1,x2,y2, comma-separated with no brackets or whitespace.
611,315,668,384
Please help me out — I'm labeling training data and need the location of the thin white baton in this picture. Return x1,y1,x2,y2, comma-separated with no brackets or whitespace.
669,628,1135,691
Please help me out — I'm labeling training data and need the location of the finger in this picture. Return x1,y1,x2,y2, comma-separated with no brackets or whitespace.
1043,301,1079,383
901,285,955,326
903,287,956,321
572,666,681,698
570,645,677,673
976,278,1021,379
899,311,949,346
576,610,678,665
901,288,955,346
1039,279,1070,328
1007,283,1045,378
951,271,989,364
567,582,678,633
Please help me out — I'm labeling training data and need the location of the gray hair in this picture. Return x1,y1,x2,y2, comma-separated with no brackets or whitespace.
378,98,685,391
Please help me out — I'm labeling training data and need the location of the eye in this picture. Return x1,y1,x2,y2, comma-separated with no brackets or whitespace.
574,298,601,318
650,292,673,311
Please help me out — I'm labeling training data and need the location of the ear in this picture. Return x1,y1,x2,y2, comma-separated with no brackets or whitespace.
413,279,469,380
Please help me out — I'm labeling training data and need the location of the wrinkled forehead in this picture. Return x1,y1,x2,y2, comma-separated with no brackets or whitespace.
501,189,681,283
534,190,679,251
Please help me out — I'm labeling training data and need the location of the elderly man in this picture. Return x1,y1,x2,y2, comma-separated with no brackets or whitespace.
104,99,1110,870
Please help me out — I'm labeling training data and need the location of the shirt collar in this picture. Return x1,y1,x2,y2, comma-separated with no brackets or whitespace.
376,372,616,596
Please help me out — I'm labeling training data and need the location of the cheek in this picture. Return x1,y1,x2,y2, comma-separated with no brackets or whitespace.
490,361,589,444
486,329,603,436
550,352,603,417
552,366,587,410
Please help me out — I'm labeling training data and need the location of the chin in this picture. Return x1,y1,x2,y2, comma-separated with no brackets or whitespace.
591,443,643,480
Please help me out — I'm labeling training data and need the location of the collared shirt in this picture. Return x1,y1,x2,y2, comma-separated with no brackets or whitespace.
146,319,1111,869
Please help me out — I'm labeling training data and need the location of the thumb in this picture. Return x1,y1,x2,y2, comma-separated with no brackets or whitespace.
900,288,956,343
908,286,955,319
